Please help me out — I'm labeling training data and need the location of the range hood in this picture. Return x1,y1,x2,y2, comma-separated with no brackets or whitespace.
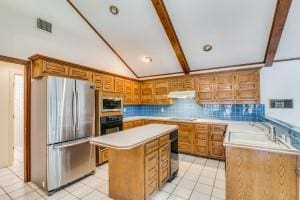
167,90,196,99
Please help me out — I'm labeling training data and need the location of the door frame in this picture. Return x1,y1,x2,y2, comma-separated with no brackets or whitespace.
0,55,31,182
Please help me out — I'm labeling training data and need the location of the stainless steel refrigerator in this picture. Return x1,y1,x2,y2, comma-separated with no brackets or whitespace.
31,76,95,194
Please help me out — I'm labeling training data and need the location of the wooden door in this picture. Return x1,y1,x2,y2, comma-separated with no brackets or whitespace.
170,78,183,91
214,72,235,103
235,70,260,103
124,80,133,104
132,81,141,104
154,80,171,105
141,81,154,104
103,75,115,92
158,144,170,187
196,75,215,103
193,124,209,156
115,77,124,93
178,123,194,154
209,124,226,160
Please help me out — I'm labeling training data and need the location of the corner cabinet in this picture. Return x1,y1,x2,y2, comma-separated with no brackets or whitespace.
195,69,260,104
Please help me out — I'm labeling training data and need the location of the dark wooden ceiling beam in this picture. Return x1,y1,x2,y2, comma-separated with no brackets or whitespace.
151,0,190,74
264,0,292,67
66,0,139,78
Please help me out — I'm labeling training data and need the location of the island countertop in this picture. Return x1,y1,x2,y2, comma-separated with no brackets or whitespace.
90,124,178,150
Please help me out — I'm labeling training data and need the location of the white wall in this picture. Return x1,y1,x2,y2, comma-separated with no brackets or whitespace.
261,60,300,128
0,0,135,78
0,61,24,168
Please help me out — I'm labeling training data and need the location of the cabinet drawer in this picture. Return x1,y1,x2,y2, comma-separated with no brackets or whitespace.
194,139,208,146
194,146,209,156
69,67,92,80
211,133,224,142
100,149,109,163
145,140,159,154
159,134,169,146
43,61,69,76
195,132,208,140
194,124,209,131
211,125,226,132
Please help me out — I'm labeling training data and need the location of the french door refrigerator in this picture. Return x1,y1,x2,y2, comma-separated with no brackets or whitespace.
31,76,95,194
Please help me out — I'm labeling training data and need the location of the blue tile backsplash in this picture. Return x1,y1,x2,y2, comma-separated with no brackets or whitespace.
124,99,265,121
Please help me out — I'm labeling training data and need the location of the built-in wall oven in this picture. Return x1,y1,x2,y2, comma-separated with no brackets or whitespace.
102,97,122,112
100,115,123,135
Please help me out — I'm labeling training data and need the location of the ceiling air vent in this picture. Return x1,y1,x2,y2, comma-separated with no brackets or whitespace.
37,18,52,33
270,99,293,109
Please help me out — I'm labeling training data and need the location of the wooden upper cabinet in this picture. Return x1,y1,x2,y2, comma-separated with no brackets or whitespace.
214,72,235,103
132,81,141,105
124,80,133,104
196,75,215,103
32,60,69,78
141,81,155,104
69,67,92,81
154,80,172,105
93,73,103,91
103,75,115,92
170,77,194,91
235,70,260,103
114,77,124,93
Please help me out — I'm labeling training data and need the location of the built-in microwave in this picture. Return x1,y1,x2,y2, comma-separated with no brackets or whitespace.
102,97,122,112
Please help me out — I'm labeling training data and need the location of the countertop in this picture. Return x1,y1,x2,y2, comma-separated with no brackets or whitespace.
123,116,299,155
90,124,178,150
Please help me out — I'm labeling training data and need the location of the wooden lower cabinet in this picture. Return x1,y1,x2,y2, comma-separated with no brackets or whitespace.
124,119,227,160
144,135,170,199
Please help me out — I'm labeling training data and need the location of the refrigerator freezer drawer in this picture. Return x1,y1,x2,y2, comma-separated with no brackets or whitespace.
47,139,95,191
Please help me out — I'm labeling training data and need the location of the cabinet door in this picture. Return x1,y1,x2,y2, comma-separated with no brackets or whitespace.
123,121,133,130
193,124,209,156
214,72,235,103
235,70,260,103
170,78,183,91
182,77,194,90
124,80,133,104
145,151,158,198
42,61,69,76
114,77,124,93
132,81,141,104
209,141,225,160
69,67,93,81
103,75,115,92
196,75,214,103
141,81,155,104
178,123,193,154
154,80,172,105
159,144,170,187
93,73,103,90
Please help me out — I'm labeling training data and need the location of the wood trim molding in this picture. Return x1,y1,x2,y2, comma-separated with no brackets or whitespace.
264,0,292,67
24,62,31,182
66,0,138,78
29,54,138,81
0,55,29,65
274,57,300,63
151,0,190,74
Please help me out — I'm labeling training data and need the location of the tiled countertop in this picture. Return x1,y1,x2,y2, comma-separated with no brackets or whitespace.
90,124,178,150
124,116,299,155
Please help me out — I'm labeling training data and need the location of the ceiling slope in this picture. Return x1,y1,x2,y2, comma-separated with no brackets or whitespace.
264,0,292,66
164,0,277,71
71,0,183,77
275,0,300,61
0,0,136,78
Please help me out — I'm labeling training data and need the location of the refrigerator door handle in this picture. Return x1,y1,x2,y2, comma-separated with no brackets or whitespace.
72,90,76,131
53,138,90,149
76,89,79,130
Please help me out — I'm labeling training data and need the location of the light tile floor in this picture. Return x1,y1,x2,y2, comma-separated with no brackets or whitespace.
0,154,225,200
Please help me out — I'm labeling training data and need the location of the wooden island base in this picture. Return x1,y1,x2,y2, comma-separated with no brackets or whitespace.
108,134,171,200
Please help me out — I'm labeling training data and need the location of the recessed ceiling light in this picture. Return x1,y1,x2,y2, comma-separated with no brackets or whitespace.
203,44,213,52
109,5,119,15
142,56,152,63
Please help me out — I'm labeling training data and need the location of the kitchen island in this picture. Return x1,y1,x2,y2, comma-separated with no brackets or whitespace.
90,124,178,200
